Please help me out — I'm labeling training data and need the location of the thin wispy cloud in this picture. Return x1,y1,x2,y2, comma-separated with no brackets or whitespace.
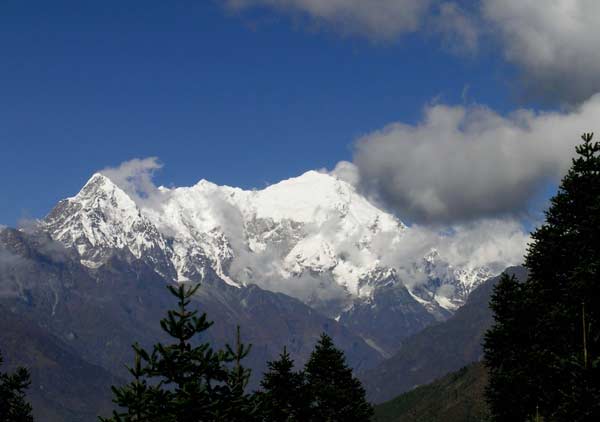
100,157,165,207
226,0,600,105
224,0,433,40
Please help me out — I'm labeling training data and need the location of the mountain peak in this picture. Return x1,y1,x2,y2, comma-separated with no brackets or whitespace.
77,172,121,194
192,178,219,190
70,172,139,214
247,170,402,233
44,171,168,267
42,168,493,317
80,172,114,190
268,169,343,191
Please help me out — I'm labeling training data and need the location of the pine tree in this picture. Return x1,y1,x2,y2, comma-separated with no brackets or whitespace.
100,283,258,422
257,347,309,421
483,274,538,421
215,326,258,422
484,133,600,421
304,334,373,422
0,350,34,422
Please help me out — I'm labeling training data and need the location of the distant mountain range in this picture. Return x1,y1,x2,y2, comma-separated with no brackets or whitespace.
44,171,496,352
362,266,527,403
0,170,519,420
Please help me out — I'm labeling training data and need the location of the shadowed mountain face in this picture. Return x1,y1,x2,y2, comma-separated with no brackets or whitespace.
0,227,381,420
339,281,437,357
362,266,527,403
373,362,489,422
0,304,119,422
42,172,498,356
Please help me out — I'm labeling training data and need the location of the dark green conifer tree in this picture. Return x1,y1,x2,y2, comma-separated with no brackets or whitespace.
484,274,539,421
304,333,373,422
214,326,258,422
0,350,34,422
484,133,600,421
100,283,258,422
257,347,309,421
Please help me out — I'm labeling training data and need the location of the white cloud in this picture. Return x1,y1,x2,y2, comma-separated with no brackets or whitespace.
225,0,600,104
349,94,600,223
481,0,600,103
380,218,530,287
420,219,529,270
224,0,433,40
100,157,164,207
433,2,479,54
331,160,361,186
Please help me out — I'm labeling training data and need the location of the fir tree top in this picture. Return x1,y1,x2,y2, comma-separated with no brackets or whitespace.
304,333,373,422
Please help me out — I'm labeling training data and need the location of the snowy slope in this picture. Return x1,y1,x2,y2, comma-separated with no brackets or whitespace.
142,171,408,301
45,173,172,272
43,170,494,319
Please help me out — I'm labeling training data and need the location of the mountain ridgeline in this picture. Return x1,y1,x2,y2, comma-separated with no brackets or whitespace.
43,170,495,352
361,266,526,403
0,170,510,420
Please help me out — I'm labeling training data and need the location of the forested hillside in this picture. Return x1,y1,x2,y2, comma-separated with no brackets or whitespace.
374,362,489,422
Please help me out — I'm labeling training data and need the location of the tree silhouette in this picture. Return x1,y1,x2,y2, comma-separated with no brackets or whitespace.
100,283,258,422
0,350,34,422
485,133,600,421
304,334,373,421
257,347,309,421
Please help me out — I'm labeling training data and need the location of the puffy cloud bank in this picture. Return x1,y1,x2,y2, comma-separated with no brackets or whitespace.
482,0,600,104
340,94,600,224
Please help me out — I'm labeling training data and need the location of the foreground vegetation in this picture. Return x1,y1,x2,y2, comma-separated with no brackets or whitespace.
374,362,489,422
99,283,373,421
0,351,33,422
484,133,600,421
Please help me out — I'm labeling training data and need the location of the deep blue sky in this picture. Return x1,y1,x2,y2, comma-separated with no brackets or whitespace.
1,1,521,226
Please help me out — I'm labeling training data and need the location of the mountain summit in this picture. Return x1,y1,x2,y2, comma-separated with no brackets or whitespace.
43,169,496,354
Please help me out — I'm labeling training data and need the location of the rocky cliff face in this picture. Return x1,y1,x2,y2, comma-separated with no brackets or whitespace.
42,170,496,354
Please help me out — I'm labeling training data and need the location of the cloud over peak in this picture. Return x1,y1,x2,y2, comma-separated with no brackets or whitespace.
346,94,600,224
100,157,163,205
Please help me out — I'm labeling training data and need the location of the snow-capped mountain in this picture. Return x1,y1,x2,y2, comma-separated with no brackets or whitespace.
43,169,496,353
45,173,176,277
145,170,408,305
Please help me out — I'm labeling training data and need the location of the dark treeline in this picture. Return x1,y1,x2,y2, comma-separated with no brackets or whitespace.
0,351,33,422
0,283,373,422
98,283,374,422
484,133,600,421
